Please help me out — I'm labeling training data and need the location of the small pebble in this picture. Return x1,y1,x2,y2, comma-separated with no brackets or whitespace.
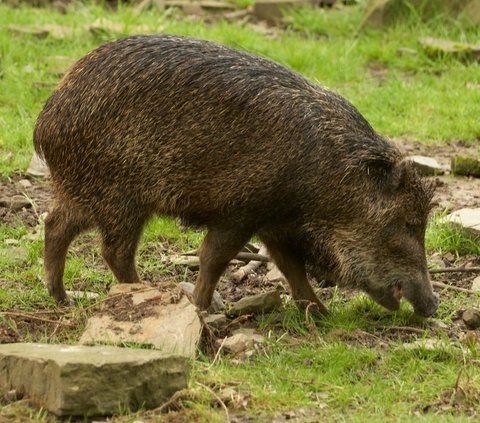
18,179,32,188
462,309,480,329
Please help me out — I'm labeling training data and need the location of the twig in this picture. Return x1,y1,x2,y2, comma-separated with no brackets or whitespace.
183,243,260,256
195,382,230,423
208,337,227,370
150,389,190,414
224,314,253,329
0,312,72,325
50,321,62,338
377,325,426,334
232,245,269,282
429,267,480,274
432,281,476,294
181,250,270,263
1,309,64,315
235,252,269,262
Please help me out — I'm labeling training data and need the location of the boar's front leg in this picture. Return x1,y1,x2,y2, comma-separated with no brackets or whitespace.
260,236,329,316
193,225,253,310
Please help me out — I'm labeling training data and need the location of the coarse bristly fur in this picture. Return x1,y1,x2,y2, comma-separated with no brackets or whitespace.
34,34,438,317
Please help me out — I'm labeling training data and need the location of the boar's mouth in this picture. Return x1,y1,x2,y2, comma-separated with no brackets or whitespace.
364,283,402,312
367,280,439,318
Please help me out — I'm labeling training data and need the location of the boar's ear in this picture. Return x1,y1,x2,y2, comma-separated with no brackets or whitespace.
360,153,409,196
349,136,398,179
391,158,420,192
374,157,414,196
391,158,436,205
362,154,395,178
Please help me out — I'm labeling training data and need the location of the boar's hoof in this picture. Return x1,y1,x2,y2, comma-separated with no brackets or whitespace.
48,287,69,305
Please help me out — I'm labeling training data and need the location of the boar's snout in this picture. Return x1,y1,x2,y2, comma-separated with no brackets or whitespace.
403,278,439,318
411,291,439,317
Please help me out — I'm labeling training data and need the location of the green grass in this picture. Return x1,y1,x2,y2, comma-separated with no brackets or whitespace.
193,341,478,422
1,2,480,422
426,212,480,256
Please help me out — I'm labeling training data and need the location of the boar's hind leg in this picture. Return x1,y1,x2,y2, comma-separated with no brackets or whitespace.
44,205,91,304
100,213,148,285
193,225,252,310
261,239,329,316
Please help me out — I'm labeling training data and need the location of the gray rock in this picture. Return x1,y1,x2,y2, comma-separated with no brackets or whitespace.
80,284,202,358
402,338,448,351
253,0,313,24
233,328,266,343
451,155,480,177
228,289,282,317
361,0,478,29
471,276,480,292
203,314,228,329
18,179,32,189
26,153,50,178
0,195,31,211
429,319,448,330
420,37,480,61
462,309,480,329
0,343,188,416
219,333,250,354
171,255,200,270
65,290,100,300
179,281,225,313
444,208,480,238
408,155,445,176
266,265,286,283
219,329,265,354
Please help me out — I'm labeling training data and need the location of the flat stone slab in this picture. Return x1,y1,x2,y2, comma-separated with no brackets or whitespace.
472,276,480,292
253,0,314,23
26,153,50,178
80,283,202,358
408,155,445,176
228,289,282,317
451,155,480,177
179,281,225,313
444,208,480,238
419,37,480,61
0,343,188,416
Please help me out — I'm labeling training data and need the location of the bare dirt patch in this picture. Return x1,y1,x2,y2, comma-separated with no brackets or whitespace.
399,140,480,211
100,281,183,322
0,174,51,227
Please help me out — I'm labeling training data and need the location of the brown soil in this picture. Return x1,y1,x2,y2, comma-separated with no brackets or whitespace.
399,139,480,211
99,281,183,322
0,174,51,228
